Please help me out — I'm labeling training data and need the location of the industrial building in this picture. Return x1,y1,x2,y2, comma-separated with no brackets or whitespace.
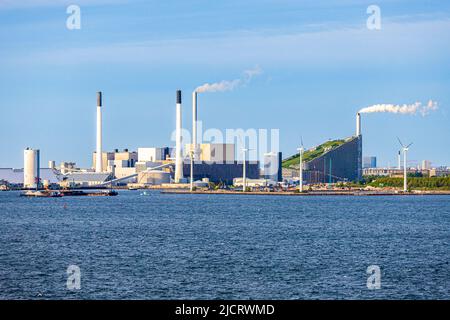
363,156,377,168
138,147,173,162
185,143,236,163
93,149,138,171
264,152,282,182
136,170,171,185
233,178,276,188
61,172,112,188
183,161,260,185
282,113,363,183
0,168,60,187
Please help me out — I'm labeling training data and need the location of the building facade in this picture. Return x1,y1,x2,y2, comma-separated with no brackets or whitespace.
182,161,259,184
363,156,377,168
304,136,361,183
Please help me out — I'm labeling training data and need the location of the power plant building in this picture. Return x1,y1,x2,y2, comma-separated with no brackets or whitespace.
138,147,172,162
363,156,377,169
93,149,138,171
282,137,362,184
185,143,235,163
303,136,362,183
183,161,260,185
264,152,282,182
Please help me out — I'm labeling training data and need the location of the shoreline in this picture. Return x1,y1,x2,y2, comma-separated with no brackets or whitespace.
160,190,450,196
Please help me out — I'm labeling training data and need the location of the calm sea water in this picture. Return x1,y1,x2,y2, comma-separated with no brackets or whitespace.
0,190,449,300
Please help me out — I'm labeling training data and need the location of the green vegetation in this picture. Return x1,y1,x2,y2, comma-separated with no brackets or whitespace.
282,139,347,168
367,176,450,190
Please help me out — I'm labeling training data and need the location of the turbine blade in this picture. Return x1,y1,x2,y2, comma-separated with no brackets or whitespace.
406,142,413,148
397,137,404,147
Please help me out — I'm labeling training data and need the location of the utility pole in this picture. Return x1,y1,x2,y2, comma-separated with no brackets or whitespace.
190,150,194,192
242,148,248,192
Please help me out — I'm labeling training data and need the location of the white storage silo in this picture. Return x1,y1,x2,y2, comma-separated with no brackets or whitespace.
24,148,40,189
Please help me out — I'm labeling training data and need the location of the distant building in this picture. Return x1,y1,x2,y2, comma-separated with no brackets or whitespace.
137,171,171,185
233,178,277,187
183,161,259,184
283,136,362,183
61,172,112,188
138,147,172,162
363,156,377,169
264,152,282,182
185,143,236,163
422,160,432,170
60,162,78,174
93,149,138,171
0,168,60,186
48,160,55,169
305,137,361,183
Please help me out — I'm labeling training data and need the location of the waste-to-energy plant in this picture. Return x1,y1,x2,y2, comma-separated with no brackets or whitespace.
1,88,368,190
87,90,261,187
282,113,363,183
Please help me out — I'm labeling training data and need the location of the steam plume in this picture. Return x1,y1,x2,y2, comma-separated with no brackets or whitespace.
359,100,438,116
195,66,263,93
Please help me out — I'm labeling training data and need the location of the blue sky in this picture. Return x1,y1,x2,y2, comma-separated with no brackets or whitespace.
0,0,449,168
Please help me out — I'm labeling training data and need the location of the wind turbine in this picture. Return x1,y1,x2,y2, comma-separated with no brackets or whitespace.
398,138,413,192
296,137,305,192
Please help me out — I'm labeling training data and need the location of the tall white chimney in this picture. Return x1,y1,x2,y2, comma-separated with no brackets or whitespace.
175,90,184,182
95,91,103,173
192,91,198,159
398,150,401,169
356,112,361,136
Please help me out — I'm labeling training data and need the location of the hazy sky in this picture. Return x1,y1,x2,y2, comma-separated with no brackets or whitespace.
0,0,449,168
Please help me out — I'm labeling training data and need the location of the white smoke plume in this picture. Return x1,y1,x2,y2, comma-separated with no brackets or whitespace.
359,100,438,116
195,66,263,93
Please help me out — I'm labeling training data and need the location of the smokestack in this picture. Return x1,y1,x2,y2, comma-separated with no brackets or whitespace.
175,90,184,183
192,91,197,158
398,151,401,169
95,91,103,173
356,112,361,136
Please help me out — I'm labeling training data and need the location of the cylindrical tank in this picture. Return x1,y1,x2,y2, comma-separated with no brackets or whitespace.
24,148,39,189
48,160,55,169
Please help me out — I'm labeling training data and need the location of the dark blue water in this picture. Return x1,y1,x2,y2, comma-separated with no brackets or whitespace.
0,190,449,300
